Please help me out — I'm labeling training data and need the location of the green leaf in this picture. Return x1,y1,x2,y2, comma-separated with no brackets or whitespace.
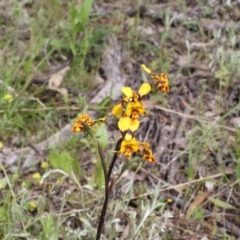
191,207,204,220
47,151,80,177
93,157,105,190
0,177,8,189
79,0,94,26
209,197,237,210
49,39,69,51
23,59,32,76
48,230,58,240
74,22,84,33
98,96,112,108
40,215,58,240
92,139,106,189
47,152,65,173
95,123,108,151
0,206,7,222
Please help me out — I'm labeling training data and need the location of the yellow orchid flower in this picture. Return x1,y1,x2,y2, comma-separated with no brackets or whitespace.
72,114,106,132
121,83,151,102
118,134,141,159
112,84,149,132
125,101,147,132
115,101,146,132
155,73,169,93
140,142,156,164
141,64,170,93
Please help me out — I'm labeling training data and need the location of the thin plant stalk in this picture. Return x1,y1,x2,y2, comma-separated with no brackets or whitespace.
96,134,125,240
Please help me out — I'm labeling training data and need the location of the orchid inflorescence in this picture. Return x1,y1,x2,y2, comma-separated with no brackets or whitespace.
71,64,169,240
111,64,169,163
72,65,169,164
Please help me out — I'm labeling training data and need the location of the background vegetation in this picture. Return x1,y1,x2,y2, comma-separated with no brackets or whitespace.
1,0,240,239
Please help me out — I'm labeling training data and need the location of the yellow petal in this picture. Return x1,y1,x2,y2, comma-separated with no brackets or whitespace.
138,83,151,97
112,104,122,116
129,119,140,132
125,101,146,116
118,117,130,132
125,133,132,140
129,138,140,152
0,142,3,149
141,64,152,74
121,87,133,99
121,137,139,151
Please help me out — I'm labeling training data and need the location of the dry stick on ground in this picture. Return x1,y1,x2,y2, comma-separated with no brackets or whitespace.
151,105,236,132
0,37,126,173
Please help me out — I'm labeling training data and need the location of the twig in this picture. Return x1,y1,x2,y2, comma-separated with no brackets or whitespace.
151,105,237,132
